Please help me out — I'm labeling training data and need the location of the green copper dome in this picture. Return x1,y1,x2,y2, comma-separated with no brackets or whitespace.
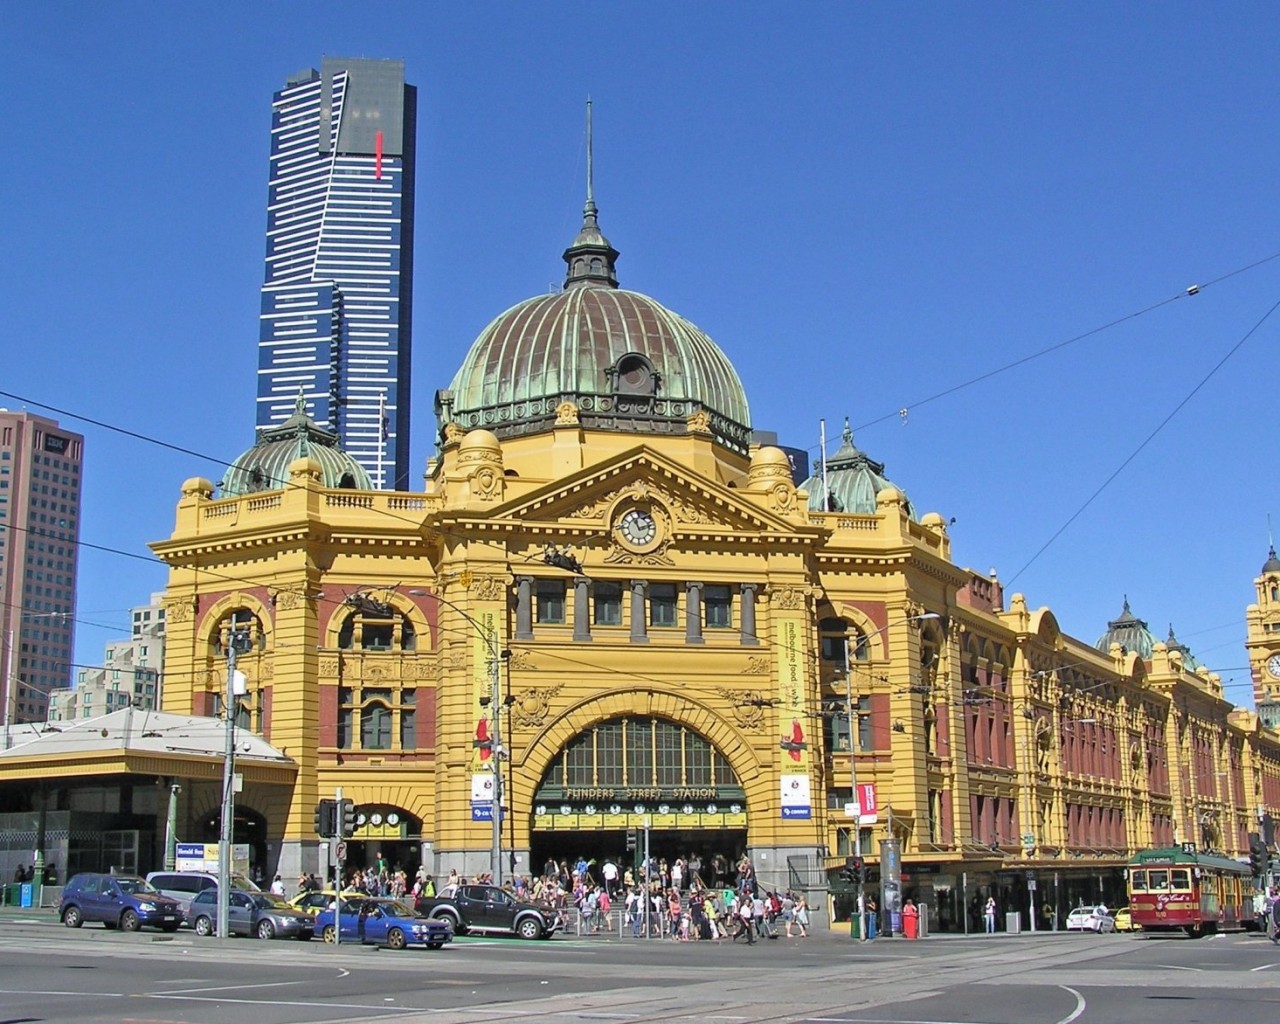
221,393,372,497
1094,598,1159,659
436,174,751,454
801,419,915,517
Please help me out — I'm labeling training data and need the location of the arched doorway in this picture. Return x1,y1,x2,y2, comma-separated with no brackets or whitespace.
530,716,747,886
343,805,424,882
198,804,269,884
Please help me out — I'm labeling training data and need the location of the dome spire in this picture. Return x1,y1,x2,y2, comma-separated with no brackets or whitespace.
563,98,619,290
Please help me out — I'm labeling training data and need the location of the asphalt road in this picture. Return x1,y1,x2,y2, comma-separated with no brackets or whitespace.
2,912,1280,1024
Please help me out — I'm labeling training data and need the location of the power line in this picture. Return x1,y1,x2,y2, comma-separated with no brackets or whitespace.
1007,293,1280,585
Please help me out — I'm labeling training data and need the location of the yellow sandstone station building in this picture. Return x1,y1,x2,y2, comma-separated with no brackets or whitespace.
130,187,1280,931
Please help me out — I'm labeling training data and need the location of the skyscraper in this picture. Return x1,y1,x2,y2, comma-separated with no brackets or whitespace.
256,57,417,491
0,410,83,725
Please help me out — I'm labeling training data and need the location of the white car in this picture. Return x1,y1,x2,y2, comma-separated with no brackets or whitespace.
1066,905,1116,932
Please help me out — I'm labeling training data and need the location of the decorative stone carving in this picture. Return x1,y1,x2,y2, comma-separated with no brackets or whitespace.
768,483,796,513
507,650,536,671
471,575,507,601
471,465,501,501
603,541,674,566
443,422,465,444
716,687,768,729
511,684,564,728
771,587,807,611
742,656,771,676
165,599,194,624
319,657,340,679
686,409,712,435
258,660,274,681
273,590,303,611
555,401,580,425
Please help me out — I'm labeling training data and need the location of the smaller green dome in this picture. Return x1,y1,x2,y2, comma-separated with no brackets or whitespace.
1164,625,1202,672
221,392,372,497
801,419,914,517
1094,597,1159,659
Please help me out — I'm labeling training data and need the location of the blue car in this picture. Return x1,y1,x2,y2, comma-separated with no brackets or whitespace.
316,897,453,950
59,873,184,932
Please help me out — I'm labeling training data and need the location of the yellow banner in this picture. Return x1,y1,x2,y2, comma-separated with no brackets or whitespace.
775,617,810,771
470,606,499,772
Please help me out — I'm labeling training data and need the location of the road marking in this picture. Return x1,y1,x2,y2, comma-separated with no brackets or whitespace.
1251,962,1276,972
150,979,311,995
0,988,125,997
1154,964,1202,971
1056,986,1086,1024
147,994,419,1013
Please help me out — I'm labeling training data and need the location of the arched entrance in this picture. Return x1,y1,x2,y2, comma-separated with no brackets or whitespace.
198,804,269,883
530,716,747,886
344,805,424,881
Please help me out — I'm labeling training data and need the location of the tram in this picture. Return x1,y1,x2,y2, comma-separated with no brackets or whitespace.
1126,846,1255,936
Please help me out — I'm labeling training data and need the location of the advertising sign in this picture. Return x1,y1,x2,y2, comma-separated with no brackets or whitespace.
855,782,878,823
780,773,812,819
471,772,496,822
175,842,249,874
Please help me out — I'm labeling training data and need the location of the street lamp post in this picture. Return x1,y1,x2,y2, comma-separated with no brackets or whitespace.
843,611,940,941
217,626,252,940
408,589,507,884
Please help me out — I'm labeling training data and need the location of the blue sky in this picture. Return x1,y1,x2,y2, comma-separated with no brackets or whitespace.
3,3,1277,705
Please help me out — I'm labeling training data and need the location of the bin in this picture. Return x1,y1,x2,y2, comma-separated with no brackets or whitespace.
903,906,919,939
19,883,33,909
850,916,861,939
1005,911,1021,934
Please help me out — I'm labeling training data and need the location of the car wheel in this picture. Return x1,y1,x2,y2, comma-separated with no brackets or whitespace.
120,910,141,932
257,919,275,940
517,917,542,940
323,925,336,944
193,916,214,937
387,928,406,950
63,905,83,928
431,912,463,935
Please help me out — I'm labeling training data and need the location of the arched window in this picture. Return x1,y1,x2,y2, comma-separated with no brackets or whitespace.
537,717,740,796
336,603,417,652
210,607,266,655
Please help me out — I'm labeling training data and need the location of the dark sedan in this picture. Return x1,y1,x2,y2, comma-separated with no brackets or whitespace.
187,887,315,940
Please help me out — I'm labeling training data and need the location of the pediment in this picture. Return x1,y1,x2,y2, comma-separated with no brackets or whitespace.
483,447,808,552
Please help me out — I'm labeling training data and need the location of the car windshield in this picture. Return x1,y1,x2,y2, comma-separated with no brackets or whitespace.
250,894,293,910
377,901,415,917
115,878,158,895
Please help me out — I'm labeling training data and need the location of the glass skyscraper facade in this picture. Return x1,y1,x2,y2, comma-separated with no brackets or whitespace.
257,57,417,490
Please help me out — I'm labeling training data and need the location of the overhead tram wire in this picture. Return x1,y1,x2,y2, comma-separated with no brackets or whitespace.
1007,292,1280,586
846,249,1280,437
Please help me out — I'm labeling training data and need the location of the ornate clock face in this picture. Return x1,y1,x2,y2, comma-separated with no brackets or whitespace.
1268,654,1280,679
618,508,657,547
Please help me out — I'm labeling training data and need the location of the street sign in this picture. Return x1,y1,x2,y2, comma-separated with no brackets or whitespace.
845,802,861,818
335,841,347,861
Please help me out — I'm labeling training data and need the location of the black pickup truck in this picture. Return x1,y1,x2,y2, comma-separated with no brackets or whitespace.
414,883,560,939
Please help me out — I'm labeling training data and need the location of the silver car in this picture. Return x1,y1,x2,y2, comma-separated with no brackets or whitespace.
188,887,315,940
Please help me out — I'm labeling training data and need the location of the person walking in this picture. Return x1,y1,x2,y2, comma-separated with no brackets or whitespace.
984,895,997,934
792,895,810,938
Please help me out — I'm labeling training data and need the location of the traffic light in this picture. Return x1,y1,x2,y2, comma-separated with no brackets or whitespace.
1249,835,1268,877
840,855,860,884
340,798,357,838
626,829,637,853
313,798,337,838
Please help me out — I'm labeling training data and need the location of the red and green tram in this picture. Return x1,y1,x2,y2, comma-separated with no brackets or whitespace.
1126,846,1255,936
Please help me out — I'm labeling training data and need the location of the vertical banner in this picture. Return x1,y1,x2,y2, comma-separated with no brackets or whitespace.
470,607,498,771
470,604,500,822
775,615,811,819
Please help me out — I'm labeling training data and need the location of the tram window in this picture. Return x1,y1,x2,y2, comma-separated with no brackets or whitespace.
1170,869,1191,890
1130,870,1148,892
1149,870,1169,891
